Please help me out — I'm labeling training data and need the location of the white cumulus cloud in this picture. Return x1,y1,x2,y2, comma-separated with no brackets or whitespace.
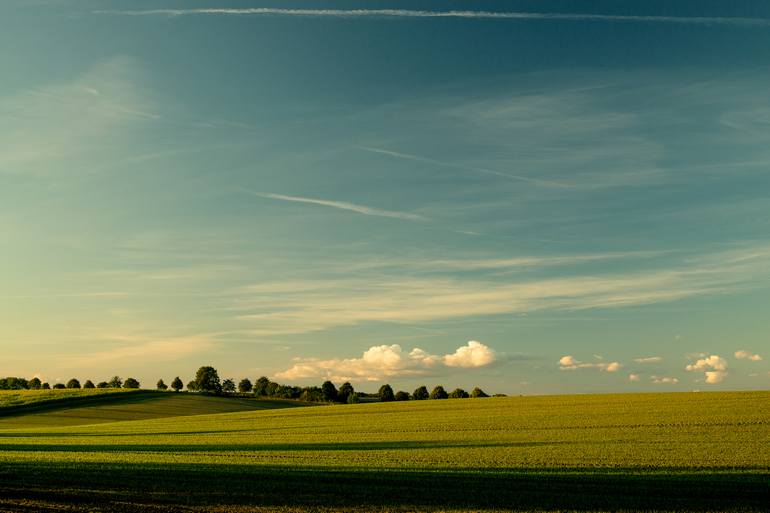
628,373,641,382
276,341,496,382
686,354,728,384
558,355,622,372
734,350,762,361
704,371,727,384
444,341,496,368
651,375,679,384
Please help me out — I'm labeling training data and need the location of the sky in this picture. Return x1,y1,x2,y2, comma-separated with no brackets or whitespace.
1,0,769,394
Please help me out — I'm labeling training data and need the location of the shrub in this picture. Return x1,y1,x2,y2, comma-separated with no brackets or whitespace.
156,379,168,390
171,377,183,392
108,376,122,388
53,383,66,389
66,378,81,389
395,390,410,401
378,384,395,402
470,387,489,398
430,386,448,399
347,392,360,404
413,386,429,400
41,382,50,390
238,378,253,394
187,380,198,392
96,381,109,389
123,378,140,389
83,380,95,389
28,377,42,390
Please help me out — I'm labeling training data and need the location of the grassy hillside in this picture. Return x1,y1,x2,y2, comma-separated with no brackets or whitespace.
0,391,768,512
0,390,309,428
0,388,134,410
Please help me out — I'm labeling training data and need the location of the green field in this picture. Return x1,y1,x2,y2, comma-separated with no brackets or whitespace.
0,390,308,428
0,388,134,410
0,391,768,512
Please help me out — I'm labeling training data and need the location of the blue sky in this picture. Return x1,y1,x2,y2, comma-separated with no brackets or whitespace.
1,1,769,393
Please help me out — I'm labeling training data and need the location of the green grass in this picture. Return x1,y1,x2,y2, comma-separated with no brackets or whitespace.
0,391,768,512
0,388,134,410
0,390,309,428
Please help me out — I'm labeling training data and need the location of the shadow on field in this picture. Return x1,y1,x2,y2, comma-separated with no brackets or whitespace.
0,440,568,452
0,462,768,512
0,391,161,418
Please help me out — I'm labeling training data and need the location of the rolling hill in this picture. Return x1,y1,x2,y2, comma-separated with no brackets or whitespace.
0,391,768,512
0,389,309,428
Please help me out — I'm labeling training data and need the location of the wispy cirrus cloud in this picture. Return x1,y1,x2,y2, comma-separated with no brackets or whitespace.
0,56,155,176
351,251,662,273
231,244,770,336
249,191,426,221
651,375,679,384
358,146,572,188
94,9,770,27
634,356,663,364
63,334,216,367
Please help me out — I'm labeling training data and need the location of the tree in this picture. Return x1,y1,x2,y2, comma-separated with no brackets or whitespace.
395,390,410,401
53,383,66,389
194,366,221,394
1,377,28,390
338,382,354,404
347,392,360,404
123,378,140,389
187,380,198,392
413,386,429,400
96,381,109,389
430,386,448,399
83,380,95,389
470,387,489,398
28,377,42,390
378,384,395,402
171,377,183,392
299,387,324,402
321,380,338,402
66,378,81,389
156,379,168,390
222,378,236,394
108,376,122,389
449,387,469,399
41,382,51,390
265,381,281,397
253,376,270,396
238,378,253,394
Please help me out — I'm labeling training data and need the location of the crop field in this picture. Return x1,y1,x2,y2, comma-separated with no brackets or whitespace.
0,388,134,410
0,391,308,429
0,391,768,512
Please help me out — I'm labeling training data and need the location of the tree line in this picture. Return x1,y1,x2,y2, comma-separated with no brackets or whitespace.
159,367,496,403
2,366,499,403
0,376,139,390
